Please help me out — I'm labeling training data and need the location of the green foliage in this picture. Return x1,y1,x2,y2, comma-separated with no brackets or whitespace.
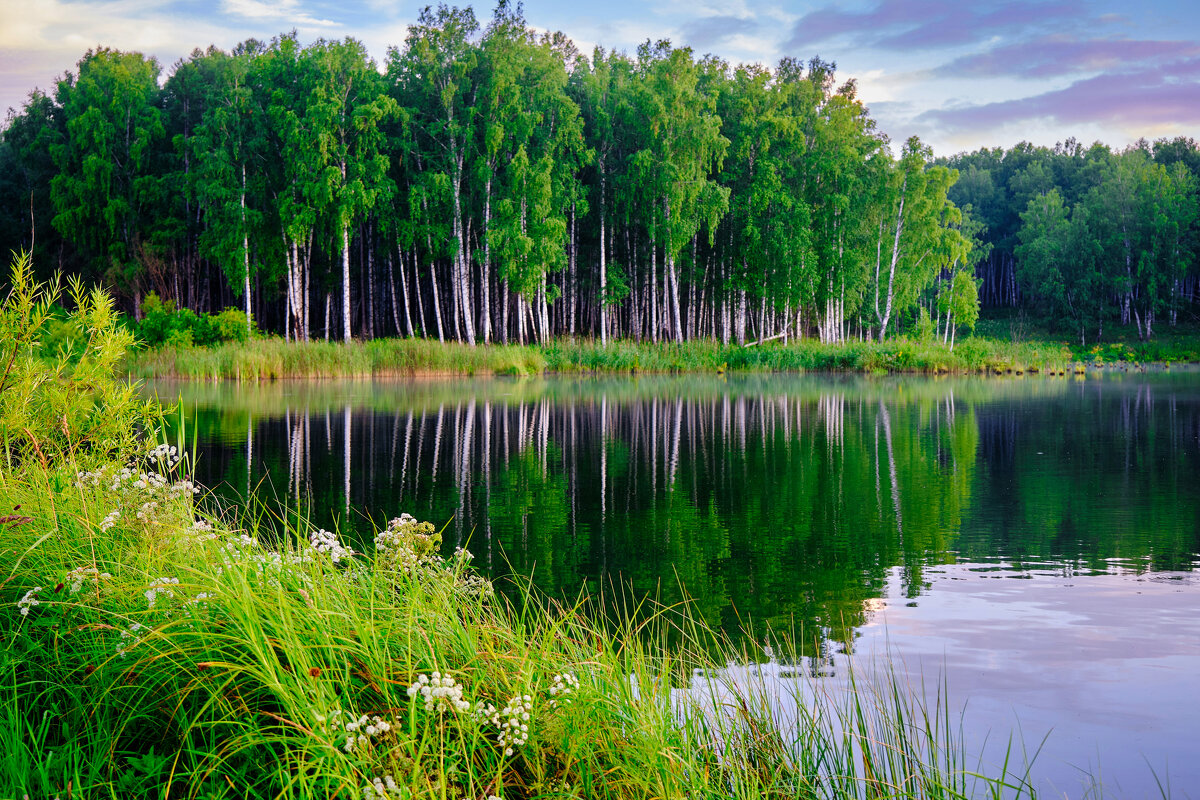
0,251,159,471
49,48,165,291
913,307,935,343
136,292,256,348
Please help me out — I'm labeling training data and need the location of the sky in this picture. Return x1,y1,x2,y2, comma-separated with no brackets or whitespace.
1,0,1197,156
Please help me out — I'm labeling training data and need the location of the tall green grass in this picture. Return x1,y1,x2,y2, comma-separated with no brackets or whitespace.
128,335,1085,380
1,447,1050,799
542,336,1077,375
127,338,547,380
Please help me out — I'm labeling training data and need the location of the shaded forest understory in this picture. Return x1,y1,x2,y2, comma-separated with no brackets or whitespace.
2,4,1198,349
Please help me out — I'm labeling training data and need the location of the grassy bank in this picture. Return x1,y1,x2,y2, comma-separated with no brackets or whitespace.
127,334,1094,380
127,337,548,380
3,454,1051,799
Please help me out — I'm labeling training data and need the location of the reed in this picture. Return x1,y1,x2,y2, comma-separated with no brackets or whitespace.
127,338,546,380
128,335,1085,380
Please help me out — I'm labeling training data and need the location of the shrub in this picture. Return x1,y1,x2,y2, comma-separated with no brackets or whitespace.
0,251,160,471
136,292,255,348
207,306,253,344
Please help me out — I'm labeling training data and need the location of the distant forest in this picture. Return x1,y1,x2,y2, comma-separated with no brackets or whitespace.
1,2,1197,345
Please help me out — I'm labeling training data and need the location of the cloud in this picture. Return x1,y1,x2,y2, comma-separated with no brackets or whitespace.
918,57,1200,134
679,14,758,50
935,36,1200,79
221,0,339,28
784,0,1082,52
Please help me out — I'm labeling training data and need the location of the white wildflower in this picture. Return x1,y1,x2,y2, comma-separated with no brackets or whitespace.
17,587,42,617
548,672,579,707
116,622,145,657
363,774,403,799
309,528,355,563
407,671,471,713
343,713,392,752
496,695,533,755
144,577,179,609
66,566,111,595
98,509,120,532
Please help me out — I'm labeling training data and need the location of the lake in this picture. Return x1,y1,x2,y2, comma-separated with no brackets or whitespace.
147,370,1200,797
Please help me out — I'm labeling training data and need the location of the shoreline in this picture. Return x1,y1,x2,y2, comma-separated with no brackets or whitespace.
124,335,1199,382
123,335,1171,381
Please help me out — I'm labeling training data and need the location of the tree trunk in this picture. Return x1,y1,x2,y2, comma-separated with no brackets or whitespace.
876,178,906,341
481,177,492,344
599,171,607,346
342,223,352,341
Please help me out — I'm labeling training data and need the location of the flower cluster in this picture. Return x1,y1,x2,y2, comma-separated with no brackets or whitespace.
75,449,199,533
310,528,355,563
362,774,403,800
374,515,494,597
343,713,392,752
407,671,471,713
144,577,179,609
116,622,145,657
495,695,533,756
375,514,441,574
66,566,111,595
548,672,579,707
459,573,495,598
17,587,42,617
148,443,181,466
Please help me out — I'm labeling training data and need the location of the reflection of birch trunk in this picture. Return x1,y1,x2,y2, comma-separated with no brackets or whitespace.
600,394,608,524
736,396,747,453
669,396,682,489
400,411,413,506
343,405,351,513
286,407,293,496
569,402,577,543
820,393,844,451
413,408,425,503
540,398,549,476
879,401,903,541
453,402,463,544
457,399,475,547
246,412,253,502
484,401,492,566
650,399,658,495
431,404,445,495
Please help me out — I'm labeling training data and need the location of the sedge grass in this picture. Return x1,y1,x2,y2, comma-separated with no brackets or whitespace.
126,335,1086,381
127,337,547,381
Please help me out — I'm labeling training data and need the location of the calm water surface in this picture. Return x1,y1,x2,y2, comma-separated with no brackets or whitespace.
148,372,1200,797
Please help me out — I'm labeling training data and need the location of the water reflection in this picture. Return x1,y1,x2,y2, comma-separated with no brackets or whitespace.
152,373,1200,653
